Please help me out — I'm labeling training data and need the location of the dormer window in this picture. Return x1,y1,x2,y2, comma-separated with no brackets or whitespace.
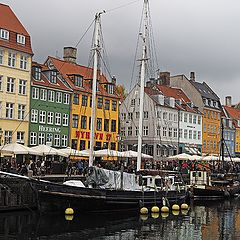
33,67,41,80
105,83,114,94
17,34,25,45
208,99,211,106
74,75,83,87
50,71,57,84
0,29,9,40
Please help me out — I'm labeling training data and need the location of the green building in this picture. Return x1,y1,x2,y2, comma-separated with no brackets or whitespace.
28,62,72,148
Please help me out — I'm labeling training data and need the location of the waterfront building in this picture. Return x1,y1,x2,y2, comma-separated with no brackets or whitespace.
44,47,120,150
224,96,240,157
0,4,33,145
28,62,72,147
171,72,221,155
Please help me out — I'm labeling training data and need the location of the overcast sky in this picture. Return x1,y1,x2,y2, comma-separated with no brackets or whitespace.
3,0,240,104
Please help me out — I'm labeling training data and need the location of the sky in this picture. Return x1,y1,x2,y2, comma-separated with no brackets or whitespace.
2,0,240,104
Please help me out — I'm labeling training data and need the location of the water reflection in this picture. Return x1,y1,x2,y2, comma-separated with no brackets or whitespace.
1,200,240,240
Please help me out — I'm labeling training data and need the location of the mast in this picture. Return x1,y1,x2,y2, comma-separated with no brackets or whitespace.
137,0,149,171
89,13,102,167
220,120,225,172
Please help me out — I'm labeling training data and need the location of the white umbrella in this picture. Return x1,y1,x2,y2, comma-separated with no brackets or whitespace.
0,143,41,155
121,150,153,159
203,155,219,161
189,155,203,161
59,147,90,157
31,144,68,157
94,149,122,157
167,153,192,161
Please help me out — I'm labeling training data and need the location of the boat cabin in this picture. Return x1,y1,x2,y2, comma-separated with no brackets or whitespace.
190,170,211,186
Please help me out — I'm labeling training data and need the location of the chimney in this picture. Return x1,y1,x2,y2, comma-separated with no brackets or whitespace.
190,72,195,81
63,47,77,63
159,72,170,86
111,75,116,85
225,96,232,107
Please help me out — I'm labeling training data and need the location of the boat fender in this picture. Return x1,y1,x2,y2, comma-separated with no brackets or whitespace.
151,206,159,213
65,208,74,215
140,207,148,215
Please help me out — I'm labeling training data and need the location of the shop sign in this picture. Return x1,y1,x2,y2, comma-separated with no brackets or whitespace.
39,125,61,133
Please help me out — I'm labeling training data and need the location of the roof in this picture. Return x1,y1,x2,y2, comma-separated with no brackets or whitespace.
224,106,240,121
0,4,32,54
47,56,120,99
32,62,72,92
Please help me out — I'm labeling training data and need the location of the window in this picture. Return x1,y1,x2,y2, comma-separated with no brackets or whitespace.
174,114,178,122
96,118,102,131
55,113,61,125
40,89,47,101
63,93,70,104
80,140,86,150
157,126,161,136
7,77,15,93
169,113,173,121
198,116,201,125
0,76,3,91
73,93,79,105
143,126,149,136
39,110,46,124
17,131,24,143
193,115,197,124
62,135,68,147
189,114,192,123
136,112,139,118
4,131,12,144
17,34,25,44
50,71,57,83
144,111,148,119
18,104,25,120
111,120,117,132
97,98,103,109
135,126,139,136
121,127,125,137
163,127,167,137
128,112,133,120
0,50,3,64
157,111,161,118
38,133,45,145
0,29,9,40
8,52,16,67
48,90,55,102
90,96,92,107
31,109,38,123
184,113,187,122
19,80,27,95
193,130,197,139
82,95,88,106
189,130,192,139
63,114,69,126
121,113,126,120
105,99,110,110
47,112,54,124
184,129,188,139
6,103,14,119
46,133,53,145
81,116,87,129
168,128,172,137
203,124,206,132
32,87,39,99
112,100,117,111
30,132,37,145
33,67,41,80
163,112,167,120
104,119,109,132
131,99,135,106
20,55,27,69
56,92,62,103
179,129,183,138
54,134,60,147
128,126,132,136
174,128,178,138
198,131,201,140
72,115,79,128
74,75,83,87
180,112,183,121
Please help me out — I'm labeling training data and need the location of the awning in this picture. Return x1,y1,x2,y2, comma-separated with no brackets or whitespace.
157,144,163,147
162,144,169,148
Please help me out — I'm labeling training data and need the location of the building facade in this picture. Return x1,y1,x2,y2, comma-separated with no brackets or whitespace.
45,47,120,151
0,4,33,145
28,63,72,148
171,72,221,155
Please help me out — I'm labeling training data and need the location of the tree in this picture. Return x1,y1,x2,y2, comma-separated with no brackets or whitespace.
116,84,128,101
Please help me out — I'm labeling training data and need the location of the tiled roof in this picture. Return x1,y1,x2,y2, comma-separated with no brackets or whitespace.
224,106,240,120
0,4,33,55
32,62,72,92
47,56,120,99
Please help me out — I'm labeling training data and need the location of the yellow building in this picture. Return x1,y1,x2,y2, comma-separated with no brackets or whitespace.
202,108,221,154
0,4,33,145
45,48,120,151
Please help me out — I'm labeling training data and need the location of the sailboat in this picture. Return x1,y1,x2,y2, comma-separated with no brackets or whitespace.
0,1,188,213
190,122,240,199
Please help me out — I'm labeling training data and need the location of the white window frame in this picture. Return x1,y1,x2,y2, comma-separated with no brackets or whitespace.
18,104,25,120
40,89,47,101
8,52,16,67
56,92,62,103
19,79,27,95
20,55,27,70
47,112,54,125
4,131,12,144
32,87,39,99
55,112,61,126
38,133,45,145
16,131,24,144
7,77,15,93
6,102,14,119
30,132,37,145
62,114,69,126
0,75,3,91
17,34,26,45
0,29,9,40
39,110,46,124
54,134,60,147
48,90,55,102
63,93,70,104
31,109,38,123
0,50,3,64
62,135,68,147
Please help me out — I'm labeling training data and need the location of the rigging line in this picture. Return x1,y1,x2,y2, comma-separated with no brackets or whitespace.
105,0,141,13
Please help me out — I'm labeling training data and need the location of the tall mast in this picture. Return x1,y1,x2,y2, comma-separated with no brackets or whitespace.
89,13,102,167
137,0,149,171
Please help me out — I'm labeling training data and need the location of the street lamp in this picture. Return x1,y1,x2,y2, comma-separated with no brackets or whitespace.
0,128,3,146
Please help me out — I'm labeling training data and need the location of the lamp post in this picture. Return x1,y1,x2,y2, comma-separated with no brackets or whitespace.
0,129,3,146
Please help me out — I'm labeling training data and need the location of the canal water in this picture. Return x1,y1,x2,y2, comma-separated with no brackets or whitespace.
1,199,240,240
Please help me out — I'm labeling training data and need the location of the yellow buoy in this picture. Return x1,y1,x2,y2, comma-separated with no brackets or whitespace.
151,206,160,213
181,209,189,216
151,212,159,219
65,208,74,215
181,203,189,210
65,214,74,221
172,210,180,216
161,206,169,213
140,214,148,221
172,204,180,211
161,212,169,218
140,207,148,215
